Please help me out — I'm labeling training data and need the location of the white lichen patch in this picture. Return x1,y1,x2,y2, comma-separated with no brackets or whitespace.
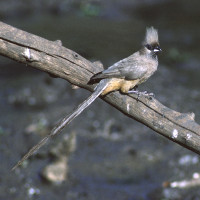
172,129,178,139
24,48,31,59
186,133,192,140
127,103,130,113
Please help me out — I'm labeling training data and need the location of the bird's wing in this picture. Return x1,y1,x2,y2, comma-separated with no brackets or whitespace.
101,54,148,80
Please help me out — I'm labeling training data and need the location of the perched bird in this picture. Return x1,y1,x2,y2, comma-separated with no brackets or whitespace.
89,26,161,95
12,27,161,170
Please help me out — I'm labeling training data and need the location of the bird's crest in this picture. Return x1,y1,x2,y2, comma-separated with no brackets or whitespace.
144,27,159,45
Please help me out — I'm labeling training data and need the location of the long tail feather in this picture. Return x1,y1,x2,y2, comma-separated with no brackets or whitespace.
12,80,109,170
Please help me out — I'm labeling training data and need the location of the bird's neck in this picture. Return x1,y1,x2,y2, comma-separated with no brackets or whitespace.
152,53,157,60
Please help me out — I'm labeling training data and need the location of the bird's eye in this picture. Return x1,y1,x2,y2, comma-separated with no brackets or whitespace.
145,44,153,50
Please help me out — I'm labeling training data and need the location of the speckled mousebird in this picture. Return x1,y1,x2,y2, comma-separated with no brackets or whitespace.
12,27,161,170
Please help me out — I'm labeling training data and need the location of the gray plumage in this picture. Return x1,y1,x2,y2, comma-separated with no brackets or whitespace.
90,26,161,85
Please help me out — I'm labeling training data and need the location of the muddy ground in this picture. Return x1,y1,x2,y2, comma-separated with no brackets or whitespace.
1,0,200,199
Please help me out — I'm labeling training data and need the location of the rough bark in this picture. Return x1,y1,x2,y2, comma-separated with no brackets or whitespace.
0,21,200,154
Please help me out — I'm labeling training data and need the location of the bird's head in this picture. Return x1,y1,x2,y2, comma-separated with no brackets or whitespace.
143,27,161,55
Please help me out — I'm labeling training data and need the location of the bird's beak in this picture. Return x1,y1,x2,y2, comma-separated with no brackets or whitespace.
154,46,162,53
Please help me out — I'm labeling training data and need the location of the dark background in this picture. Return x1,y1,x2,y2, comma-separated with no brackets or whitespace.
1,0,200,199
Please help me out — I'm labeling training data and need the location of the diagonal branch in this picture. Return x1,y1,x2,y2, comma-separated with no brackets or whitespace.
0,21,200,156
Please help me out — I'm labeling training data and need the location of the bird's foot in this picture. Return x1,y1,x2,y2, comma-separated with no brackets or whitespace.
128,90,155,99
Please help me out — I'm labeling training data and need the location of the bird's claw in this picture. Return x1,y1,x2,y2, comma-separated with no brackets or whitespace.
128,90,155,99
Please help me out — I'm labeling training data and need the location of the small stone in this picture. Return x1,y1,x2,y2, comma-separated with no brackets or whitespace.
41,156,68,184
27,187,40,198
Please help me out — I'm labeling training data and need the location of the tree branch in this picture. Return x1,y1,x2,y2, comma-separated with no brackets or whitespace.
0,21,200,155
